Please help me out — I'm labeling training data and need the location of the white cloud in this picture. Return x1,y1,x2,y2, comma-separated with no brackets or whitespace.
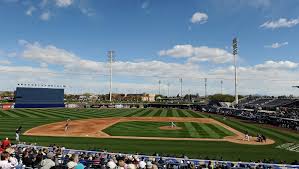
190,12,208,24
0,60,11,65
55,0,73,7
159,45,233,64
19,41,202,78
265,42,288,49
26,6,36,16
261,18,299,29
40,11,51,21
254,60,298,70
9,40,299,96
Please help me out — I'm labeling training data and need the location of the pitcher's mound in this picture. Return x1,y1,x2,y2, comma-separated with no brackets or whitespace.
159,126,182,130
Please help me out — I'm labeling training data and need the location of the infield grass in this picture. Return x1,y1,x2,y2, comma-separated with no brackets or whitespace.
103,121,234,138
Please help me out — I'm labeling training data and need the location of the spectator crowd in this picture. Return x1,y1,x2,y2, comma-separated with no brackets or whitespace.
1,137,299,169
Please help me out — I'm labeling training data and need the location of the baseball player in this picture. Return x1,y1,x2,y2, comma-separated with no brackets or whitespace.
171,122,176,128
64,119,71,133
15,126,22,142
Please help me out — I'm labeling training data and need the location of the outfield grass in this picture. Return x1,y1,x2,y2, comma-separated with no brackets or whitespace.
0,108,298,162
103,121,234,138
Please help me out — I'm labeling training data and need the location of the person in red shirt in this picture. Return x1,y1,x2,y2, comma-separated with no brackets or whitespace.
1,138,11,150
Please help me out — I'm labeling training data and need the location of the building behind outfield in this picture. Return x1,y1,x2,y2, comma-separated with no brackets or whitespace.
14,87,65,108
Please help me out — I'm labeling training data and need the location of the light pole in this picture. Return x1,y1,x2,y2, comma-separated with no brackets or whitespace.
204,78,207,98
221,80,223,95
158,80,161,95
107,50,115,102
167,82,170,97
179,78,183,97
233,38,238,104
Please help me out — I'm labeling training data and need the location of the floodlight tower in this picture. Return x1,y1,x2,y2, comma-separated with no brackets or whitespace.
233,38,238,104
221,80,223,95
179,78,183,97
158,80,161,95
107,50,115,102
167,82,170,97
204,78,207,98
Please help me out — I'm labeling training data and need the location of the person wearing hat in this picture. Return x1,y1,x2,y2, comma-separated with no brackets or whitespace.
0,151,14,169
40,152,55,169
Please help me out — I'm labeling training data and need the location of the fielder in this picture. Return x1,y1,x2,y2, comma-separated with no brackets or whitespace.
64,119,71,133
15,126,22,142
171,122,176,128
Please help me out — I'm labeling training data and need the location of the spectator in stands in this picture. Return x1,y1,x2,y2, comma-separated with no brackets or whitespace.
40,152,55,169
1,138,11,150
67,154,79,169
0,151,14,169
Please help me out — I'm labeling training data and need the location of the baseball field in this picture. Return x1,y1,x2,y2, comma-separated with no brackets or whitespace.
0,108,298,162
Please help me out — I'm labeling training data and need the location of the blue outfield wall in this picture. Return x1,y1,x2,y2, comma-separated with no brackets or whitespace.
14,87,64,108
14,104,65,108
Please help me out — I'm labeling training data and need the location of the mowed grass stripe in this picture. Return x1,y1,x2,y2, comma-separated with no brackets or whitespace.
138,109,156,117
181,109,195,117
146,109,160,116
0,110,20,118
152,109,163,117
172,109,180,117
6,109,35,118
131,109,152,117
18,109,55,118
210,123,235,136
184,122,201,138
159,109,168,117
206,124,231,137
31,109,72,119
166,109,173,117
176,109,187,117
199,123,221,138
192,123,212,138
124,109,145,117
186,110,206,118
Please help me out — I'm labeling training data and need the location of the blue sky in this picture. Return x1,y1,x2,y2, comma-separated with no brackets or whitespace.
0,0,299,96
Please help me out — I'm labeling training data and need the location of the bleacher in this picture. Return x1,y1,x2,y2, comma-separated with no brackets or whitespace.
263,99,298,108
14,144,299,169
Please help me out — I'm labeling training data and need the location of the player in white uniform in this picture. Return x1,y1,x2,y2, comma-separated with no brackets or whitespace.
171,122,176,128
64,119,71,133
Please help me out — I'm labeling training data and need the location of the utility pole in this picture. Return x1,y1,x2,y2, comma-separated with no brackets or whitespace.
204,78,207,98
158,80,161,95
233,38,238,104
167,82,170,97
107,50,115,102
179,78,183,97
221,80,223,95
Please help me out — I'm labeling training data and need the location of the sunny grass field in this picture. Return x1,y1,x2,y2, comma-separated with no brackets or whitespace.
103,121,235,138
0,108,298,162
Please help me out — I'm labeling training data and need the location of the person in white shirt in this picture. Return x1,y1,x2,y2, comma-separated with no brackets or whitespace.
40,152,55,169
0,151,14,169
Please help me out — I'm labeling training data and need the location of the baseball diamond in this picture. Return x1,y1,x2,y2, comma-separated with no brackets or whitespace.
0,108,298,163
